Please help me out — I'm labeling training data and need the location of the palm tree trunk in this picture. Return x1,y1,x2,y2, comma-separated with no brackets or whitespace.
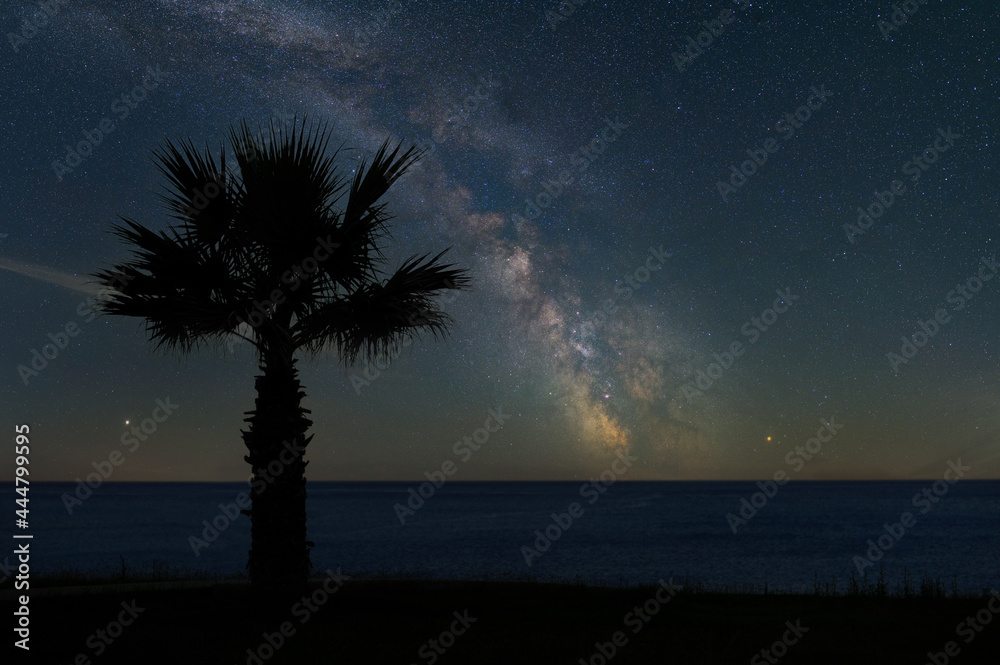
241,345,314,596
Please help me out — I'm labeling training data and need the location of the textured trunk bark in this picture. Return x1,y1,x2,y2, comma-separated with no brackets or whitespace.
242,345,314,597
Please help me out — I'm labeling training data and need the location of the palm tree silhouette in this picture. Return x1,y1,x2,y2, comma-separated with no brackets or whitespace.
94,119,470,596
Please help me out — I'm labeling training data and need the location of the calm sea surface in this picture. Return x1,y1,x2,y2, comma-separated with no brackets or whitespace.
4,481,998,593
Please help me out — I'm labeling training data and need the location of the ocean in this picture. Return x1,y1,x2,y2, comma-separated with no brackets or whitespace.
4,480,998,594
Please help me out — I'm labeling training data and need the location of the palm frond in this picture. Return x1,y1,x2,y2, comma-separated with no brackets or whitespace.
294,249,470,363
338,140,425,278
94,120,468,364
93,218,253,351
151,138,232,242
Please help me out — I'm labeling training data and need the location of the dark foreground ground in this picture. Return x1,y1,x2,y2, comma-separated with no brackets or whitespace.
6,578,1000,664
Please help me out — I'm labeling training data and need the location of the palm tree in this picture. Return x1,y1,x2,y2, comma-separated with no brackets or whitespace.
94,119,470,596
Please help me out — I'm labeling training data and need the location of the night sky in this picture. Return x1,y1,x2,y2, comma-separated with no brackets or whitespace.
1,0,998,482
